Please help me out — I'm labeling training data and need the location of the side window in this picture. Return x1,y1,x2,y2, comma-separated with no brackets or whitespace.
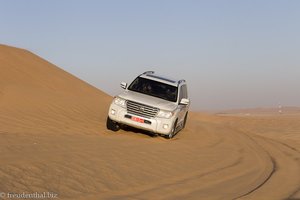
185,85,188,98
181,85,187,99
179,86,184,101
179,85,187,103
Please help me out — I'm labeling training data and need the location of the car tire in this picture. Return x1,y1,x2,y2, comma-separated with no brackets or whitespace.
165,119,177,139
106,117,120,131
182,112,188,129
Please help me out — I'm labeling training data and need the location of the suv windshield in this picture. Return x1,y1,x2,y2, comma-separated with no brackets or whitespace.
128,77,178,102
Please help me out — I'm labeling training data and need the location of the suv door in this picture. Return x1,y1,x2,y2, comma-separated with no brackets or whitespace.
177,84,188,127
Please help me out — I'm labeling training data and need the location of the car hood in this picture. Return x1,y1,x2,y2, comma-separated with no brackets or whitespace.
119,90,177,111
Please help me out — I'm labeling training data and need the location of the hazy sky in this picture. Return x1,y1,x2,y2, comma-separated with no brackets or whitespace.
1,0,300,110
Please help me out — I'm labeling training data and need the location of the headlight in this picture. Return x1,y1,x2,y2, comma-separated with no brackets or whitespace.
157,109,173,119
113,97,126,108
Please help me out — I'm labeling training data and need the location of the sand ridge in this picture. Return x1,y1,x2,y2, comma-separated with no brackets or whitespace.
0,44,300,199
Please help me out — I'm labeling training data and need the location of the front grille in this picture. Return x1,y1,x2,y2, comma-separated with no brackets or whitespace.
126,100,159,118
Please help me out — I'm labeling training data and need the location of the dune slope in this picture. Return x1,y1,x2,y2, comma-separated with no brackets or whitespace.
0,44,111,135
0,44,299,200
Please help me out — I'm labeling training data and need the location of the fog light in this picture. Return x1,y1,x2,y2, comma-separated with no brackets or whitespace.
163,124,169,129
111,109,116,115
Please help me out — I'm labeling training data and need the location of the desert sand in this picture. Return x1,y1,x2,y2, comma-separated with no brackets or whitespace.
0,44,300,200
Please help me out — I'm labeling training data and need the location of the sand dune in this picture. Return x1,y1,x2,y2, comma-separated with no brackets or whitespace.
0,44,300,200
0,44,111,135
217,107,300,116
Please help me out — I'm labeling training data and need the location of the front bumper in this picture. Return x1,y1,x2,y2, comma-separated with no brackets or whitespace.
108,104,174,135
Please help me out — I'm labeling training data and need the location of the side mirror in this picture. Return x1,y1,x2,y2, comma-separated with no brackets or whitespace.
180,98,190,105
120,82,127,89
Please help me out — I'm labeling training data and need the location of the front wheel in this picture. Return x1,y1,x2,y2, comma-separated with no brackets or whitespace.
165,120,177,139
106,117,120,131
182,112,188,129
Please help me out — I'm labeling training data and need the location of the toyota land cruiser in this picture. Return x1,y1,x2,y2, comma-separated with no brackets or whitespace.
106,71,190,139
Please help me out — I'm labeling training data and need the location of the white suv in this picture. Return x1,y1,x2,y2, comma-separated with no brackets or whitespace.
106,71,190,139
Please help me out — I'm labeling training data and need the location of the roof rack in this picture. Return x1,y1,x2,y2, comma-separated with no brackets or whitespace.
178,79,185,84
178,79,186,85
142,71,155,75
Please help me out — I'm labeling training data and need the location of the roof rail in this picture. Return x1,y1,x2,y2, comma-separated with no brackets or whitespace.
142,71,155,75
178,79,186,84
